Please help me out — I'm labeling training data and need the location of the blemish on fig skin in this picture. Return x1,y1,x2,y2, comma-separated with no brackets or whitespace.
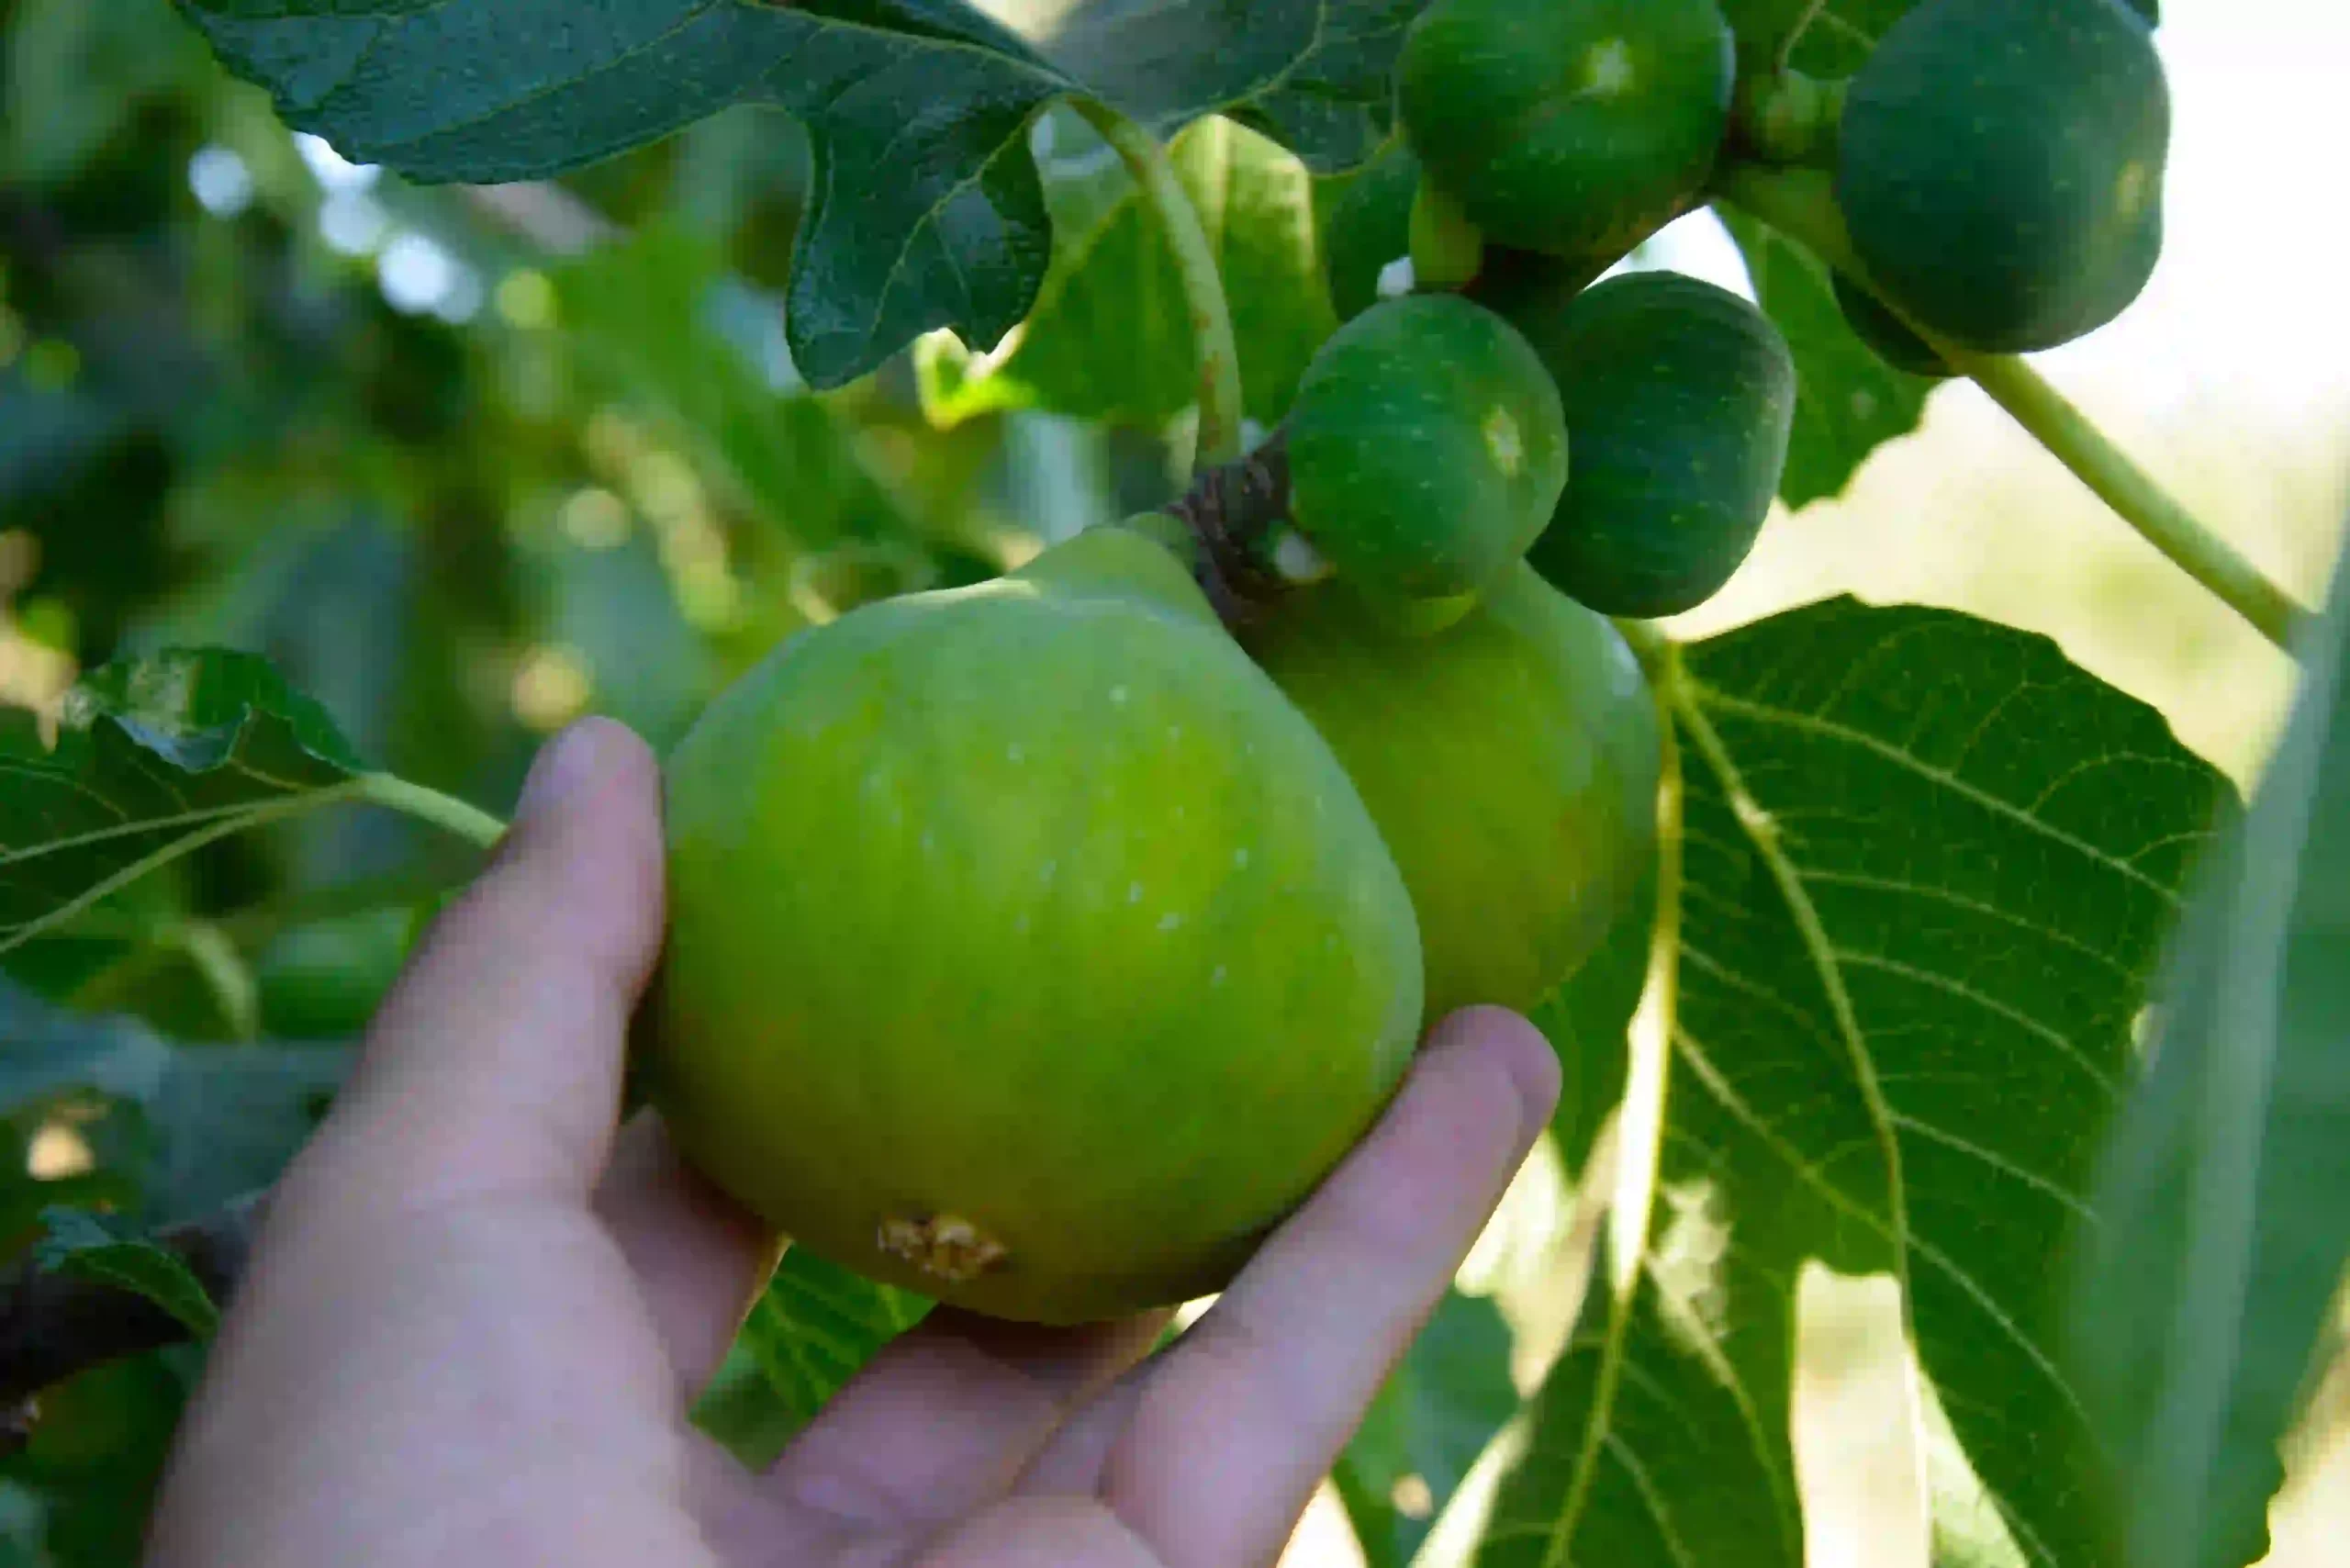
878,1213,1010,1282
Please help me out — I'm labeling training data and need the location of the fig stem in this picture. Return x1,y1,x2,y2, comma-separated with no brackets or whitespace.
352,772,509,849
1070,98,1244,478
1712,162,2308,653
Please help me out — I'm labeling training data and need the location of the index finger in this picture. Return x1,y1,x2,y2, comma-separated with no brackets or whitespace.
1099,1008,1558,1568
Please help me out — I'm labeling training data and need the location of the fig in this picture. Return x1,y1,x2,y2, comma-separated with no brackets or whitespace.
1248,565,1661,1025
1398,0,1736,270
1283,295,1568,625
643,524,1424,1324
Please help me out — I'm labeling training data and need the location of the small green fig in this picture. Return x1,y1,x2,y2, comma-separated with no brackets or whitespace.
1283,295,1567,626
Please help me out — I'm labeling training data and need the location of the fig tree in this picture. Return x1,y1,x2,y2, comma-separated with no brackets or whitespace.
643,525,1425,1325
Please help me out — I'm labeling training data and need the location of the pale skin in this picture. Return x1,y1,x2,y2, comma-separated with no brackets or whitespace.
145,719,1561,1568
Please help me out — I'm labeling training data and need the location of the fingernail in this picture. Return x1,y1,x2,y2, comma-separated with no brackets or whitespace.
517,720,608,820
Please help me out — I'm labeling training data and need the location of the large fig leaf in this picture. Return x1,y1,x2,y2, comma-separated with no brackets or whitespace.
2073,537,2350,1568
1477,601,2228,1568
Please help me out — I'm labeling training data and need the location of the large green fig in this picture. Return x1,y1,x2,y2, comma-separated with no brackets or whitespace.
1503,270,1796,619
1398,0,1735,269
645,526,1424,1324
1837,0,2168,353
1248,565,1660,1025
1284,295,1567,627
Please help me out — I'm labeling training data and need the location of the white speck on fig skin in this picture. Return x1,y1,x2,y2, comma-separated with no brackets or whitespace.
1006,743,1024,763
1233,848,1251,868
1110,685,1129,706
1158,912,1182,932
1211,965,1228,987
1127,881,1145,903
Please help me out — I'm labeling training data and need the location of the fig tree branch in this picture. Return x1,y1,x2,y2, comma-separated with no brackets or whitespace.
1712,162,2309,654
1069,97,1245,478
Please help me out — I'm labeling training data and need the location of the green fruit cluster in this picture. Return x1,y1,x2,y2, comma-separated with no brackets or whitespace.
646,519,1659,1323
643,0,2178,1329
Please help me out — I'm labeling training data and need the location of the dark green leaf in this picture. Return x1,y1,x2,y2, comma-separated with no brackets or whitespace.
0,649,366,959
925,115,1337,429
731,1245,933,1446
178,0,1072,387
2073,543,2350,1568
1336,1287,1518,1568
33,1208,220,1338
1718,207,1932,508
0,980,350,1225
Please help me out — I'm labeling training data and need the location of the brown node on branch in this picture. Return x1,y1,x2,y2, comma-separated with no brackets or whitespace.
1166,432,1297,629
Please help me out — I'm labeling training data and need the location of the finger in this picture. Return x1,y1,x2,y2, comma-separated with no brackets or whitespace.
1102,1008,1557,1568
764,1306,1167,1531
315,719,667,1206
593,1113,783,1393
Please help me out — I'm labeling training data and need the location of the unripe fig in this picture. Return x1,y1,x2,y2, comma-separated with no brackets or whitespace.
1501,270,1796,619
1837,0,2167,353
1398,0,1735,270
1283,295,1567,626
643,525,1424,1324
1248,565,1660,1025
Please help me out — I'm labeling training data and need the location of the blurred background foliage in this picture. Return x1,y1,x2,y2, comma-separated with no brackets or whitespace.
1,0,2345,1563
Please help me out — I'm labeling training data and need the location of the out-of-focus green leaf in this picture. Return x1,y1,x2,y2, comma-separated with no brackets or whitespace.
32,1209,219,1338
728,1245,934,1450
925,116,1336,431
1718,207,1932,508
1,0,207,187
0,980,350,1226
553,223,906,553
1336,1287,1518,1568
2073,541,2350,1568
0,650,367,960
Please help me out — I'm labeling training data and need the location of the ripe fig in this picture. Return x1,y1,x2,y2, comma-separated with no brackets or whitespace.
1248,565,1660,1025
643,524,1424,1324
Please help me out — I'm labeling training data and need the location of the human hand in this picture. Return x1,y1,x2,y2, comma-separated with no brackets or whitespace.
145,719,1560,1568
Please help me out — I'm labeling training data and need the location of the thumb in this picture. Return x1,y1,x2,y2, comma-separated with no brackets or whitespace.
320,718,667,1204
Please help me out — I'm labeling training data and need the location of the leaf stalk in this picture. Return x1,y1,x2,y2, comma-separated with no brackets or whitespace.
1069,98,1244,477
